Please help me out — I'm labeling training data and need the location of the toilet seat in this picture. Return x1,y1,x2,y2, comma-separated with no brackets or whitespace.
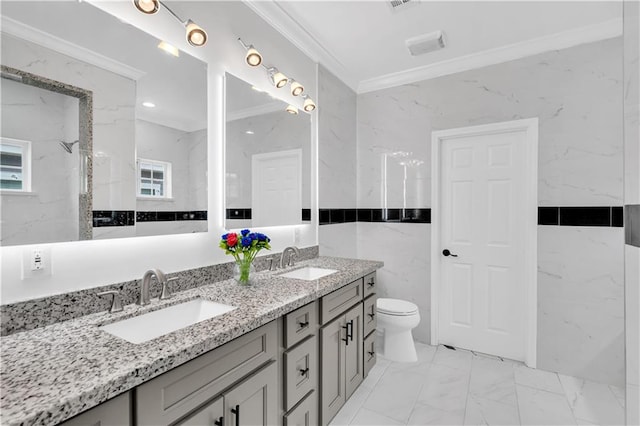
377,298,418,316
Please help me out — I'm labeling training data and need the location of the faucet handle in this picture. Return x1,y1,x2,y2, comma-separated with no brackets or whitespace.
97,290,123,313
160,277,178,300
267,256,278,271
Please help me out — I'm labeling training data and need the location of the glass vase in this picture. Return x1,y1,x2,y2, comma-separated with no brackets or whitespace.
233,259,255,285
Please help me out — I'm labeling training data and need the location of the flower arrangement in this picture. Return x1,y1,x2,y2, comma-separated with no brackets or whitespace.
220,229,271,284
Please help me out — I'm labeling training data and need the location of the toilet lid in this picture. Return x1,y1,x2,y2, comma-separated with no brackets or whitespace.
377,298,418,316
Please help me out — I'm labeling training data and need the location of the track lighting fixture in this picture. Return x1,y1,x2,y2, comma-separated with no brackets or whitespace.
267,67,288,89
133,0,207,47
290,80,304,96
238,38,317,111
238,38,262,67
302,95,316,112
133,0,159,14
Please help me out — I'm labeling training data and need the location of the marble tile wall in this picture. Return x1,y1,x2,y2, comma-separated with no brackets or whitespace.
624,1,640,423
353,37,625,382
537,226,625,385
318,65,359,256
1,78,79,245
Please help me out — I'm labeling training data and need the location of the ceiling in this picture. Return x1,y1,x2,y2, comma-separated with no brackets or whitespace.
256,1,623,92
1,1,207,132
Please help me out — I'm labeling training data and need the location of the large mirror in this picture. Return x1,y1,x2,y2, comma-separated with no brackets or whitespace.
0,1,207,246
225,73,311,228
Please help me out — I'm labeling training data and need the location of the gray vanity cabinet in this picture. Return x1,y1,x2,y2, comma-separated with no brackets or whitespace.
59,392,131,426
284,390,317,426
224,361,278,426
178,396,224,426
136,321,277,425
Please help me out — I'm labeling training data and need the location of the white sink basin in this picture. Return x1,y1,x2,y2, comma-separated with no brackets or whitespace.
279,267,338,281
99,298,236,344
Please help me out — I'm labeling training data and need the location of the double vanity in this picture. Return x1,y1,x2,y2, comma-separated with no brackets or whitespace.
0,256,382,426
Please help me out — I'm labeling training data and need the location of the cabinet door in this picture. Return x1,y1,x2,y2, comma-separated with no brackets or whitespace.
178,396,223,426
363,332,377,378
225,361,278,426
60,392,130,426
363,272,376,299
344,304,364,399
284,335,317,411
320,316,346,425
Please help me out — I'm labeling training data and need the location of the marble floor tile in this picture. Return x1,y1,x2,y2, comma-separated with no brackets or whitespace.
407,403,466,425
514,364,565,394
432,345,474,371
469,355,518,406
362,365,426,423
517,385,577,425
349,408,404,426
385,342,437,377
329,384,372,426
464,394,521,425
417,363,470,412
558,374,625,425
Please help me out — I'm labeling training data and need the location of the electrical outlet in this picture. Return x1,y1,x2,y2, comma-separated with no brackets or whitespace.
22,246,52,279
31,249,43,271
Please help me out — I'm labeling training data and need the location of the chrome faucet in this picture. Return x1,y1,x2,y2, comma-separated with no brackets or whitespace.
279,246,300,269
139,269,167,306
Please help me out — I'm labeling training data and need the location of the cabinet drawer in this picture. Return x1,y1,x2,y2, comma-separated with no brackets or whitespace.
363,332,376,377
363,295,377,337
284,390,317,426
321,278,363,324
284,335,317,411
284,301,316,348
363,272,376,298
61,392,131,426
136,321,277,425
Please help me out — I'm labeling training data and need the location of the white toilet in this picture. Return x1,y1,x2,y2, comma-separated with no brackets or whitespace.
376,298,420,362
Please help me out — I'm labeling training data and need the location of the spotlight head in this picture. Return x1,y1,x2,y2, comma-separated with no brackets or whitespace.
303,95,316,112
286,105,299,115
268,68,288,89
245,46,262,67
290,80,304,96
133,0,159,14
185,20,207,47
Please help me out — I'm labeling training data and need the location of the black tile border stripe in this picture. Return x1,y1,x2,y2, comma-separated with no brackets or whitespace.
321,208,431,225
626,205,640,247
538,207,624,227
226,209,311,222
92,211,134,227
137,211,207,222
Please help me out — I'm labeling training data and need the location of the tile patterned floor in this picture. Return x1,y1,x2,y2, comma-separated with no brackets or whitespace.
329,343,626,426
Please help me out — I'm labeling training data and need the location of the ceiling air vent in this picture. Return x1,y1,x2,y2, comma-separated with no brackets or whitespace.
405,30,446,56
388,0,417,13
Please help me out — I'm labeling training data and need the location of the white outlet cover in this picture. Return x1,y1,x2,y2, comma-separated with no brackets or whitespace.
22,246,52,279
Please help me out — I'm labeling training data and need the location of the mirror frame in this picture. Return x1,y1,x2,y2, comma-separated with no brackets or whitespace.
1,64,93,240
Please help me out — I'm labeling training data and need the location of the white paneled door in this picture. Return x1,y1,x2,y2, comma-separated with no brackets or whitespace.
433,119,538,363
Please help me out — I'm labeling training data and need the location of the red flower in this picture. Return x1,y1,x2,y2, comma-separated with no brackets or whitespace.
226,233,238,247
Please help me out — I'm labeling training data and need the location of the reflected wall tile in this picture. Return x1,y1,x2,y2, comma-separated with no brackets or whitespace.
537,227,625,386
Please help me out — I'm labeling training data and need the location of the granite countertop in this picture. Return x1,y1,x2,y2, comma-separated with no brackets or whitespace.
0,256,382,426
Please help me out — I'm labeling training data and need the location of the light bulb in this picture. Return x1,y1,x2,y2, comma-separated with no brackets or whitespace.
133,0,159,14
286,105,298,115
303,96,316,112
245,47,262,67
186,20,207,47
290,80,304,96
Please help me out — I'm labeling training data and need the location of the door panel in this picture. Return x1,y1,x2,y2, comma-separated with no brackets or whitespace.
344,304,363,399
225,361,277,426
440,127,527,361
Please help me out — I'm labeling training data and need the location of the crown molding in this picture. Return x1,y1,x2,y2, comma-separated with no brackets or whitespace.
358,18,623,94
242,0,359,92
226,101,285,122
1,16,146,81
